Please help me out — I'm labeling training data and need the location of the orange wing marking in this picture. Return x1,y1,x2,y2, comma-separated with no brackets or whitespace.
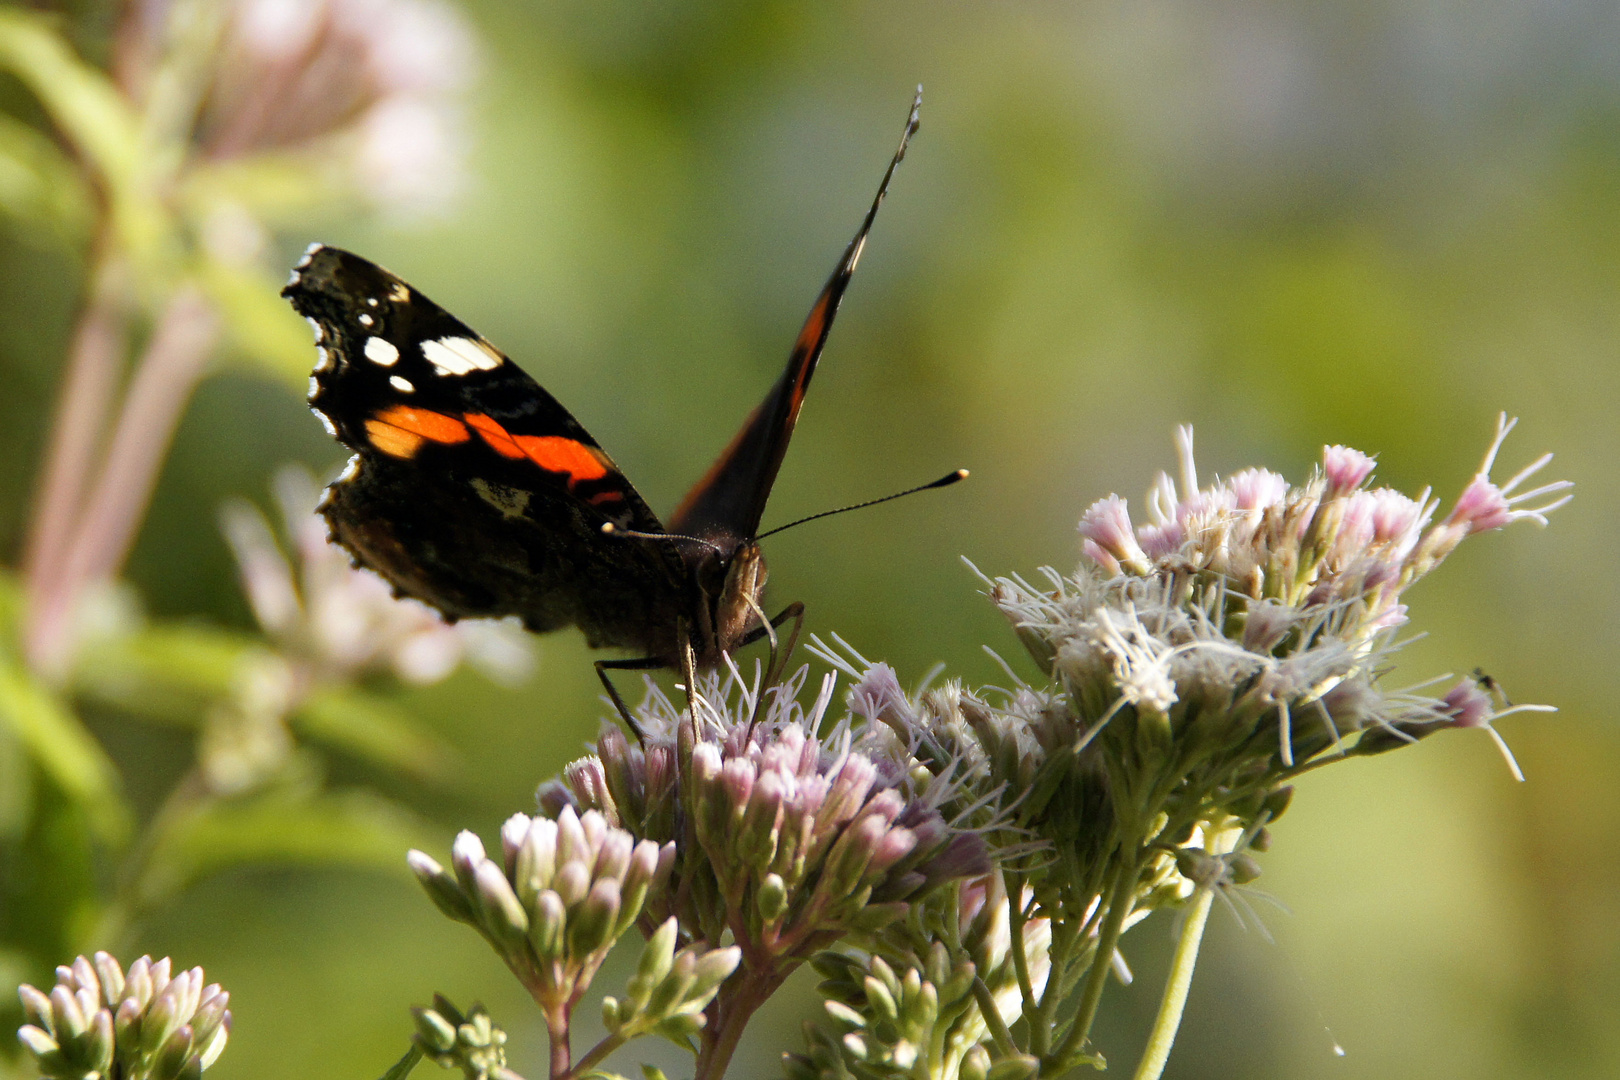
365,405,471,459
463,413,615,490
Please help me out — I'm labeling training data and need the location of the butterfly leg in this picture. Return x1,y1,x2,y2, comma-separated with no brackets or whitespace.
595,657,663,744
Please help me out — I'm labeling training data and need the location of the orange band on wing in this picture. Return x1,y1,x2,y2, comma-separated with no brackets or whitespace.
365,405,470,459
463,414,614,488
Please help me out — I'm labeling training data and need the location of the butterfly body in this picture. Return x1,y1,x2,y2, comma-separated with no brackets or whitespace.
285,94,921,670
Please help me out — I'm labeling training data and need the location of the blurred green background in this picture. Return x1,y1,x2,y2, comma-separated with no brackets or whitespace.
3,1,1619,1078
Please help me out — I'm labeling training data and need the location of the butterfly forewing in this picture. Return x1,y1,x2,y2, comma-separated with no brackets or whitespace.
286,246,690,655
668,91,922,548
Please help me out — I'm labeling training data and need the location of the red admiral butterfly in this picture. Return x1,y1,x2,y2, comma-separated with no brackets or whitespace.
285,94,931,706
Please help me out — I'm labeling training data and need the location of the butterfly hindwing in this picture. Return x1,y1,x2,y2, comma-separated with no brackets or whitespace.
285,246,691,651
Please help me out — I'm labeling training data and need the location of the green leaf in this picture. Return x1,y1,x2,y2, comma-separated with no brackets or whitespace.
0,113,91,243
0,10,169,265
293,686,459,784
378,1045,424,1080
0,650,128,842
133,784,434,908
73,623,259,725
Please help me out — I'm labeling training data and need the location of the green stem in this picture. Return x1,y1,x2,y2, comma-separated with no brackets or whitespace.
568,1032,627,1079
971,976,1020,1059
1131,824,1239,1080
1129,889,1212,1080
1047,858,1138,1071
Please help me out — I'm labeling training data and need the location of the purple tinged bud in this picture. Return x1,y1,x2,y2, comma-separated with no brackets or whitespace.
617,840,662,932
535,779,575,819
149,957,172,1000
408,849,475,923
721,758,756,812
16,1025,59,1058
85,1009,115,1073
595,830,632,885
152,1024,194,1080
140,990,182,1055
553,859,591,908
115,997,143,1043
19,985,54,1035
198,1015,231,1069
500,814,531,876
71,956,100,1003
580,810,608,860
564,756,613,816
50,985,87,1039
1323,445,1376,494
569,878,621,957
519,817,559,901
473,861,529,940
125,957,153,1009
866,826,919,879
191,990,230,1046
529,890,567,960
450,831,488,890
555,806,587,871
93,953,125,1005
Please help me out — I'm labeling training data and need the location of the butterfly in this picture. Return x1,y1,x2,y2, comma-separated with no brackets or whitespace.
285,93,931,713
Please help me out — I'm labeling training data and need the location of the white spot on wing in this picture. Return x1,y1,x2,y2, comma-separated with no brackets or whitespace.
314,409,339,437
421,336,503,376
364,337,401,366
367,297,380,307
307,375,320,399
358,312,374,327
298,242,322,267
338,453,362,481
389,283,410,302
314,346,333,372
389,375,415,393
286,269,301,287
305,316,324,342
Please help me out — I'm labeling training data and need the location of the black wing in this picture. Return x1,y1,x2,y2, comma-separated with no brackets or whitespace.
285,246,691,655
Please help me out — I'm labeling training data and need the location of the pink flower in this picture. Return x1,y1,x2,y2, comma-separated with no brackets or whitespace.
1442,414,1573,535
1322,445,1376,495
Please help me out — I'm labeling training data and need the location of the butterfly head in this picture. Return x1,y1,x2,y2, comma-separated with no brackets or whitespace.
683,536,767,662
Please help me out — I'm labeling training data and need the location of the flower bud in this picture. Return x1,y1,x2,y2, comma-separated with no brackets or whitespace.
529,890,567,960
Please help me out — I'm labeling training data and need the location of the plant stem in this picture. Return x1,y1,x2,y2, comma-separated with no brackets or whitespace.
23,251,128,665
1130,825,1239,1080
694,968,776,1080
27,286,218,675
1047,856,1138,1071
569,1032,627,1079
1129,888,1211,1080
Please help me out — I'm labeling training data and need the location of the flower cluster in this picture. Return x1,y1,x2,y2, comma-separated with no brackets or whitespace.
788,416,1568,1077
532,665,990,1075
411,996,519,1080
16,954,230,1080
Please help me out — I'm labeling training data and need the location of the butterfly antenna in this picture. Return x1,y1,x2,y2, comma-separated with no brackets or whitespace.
600,523,725,556
754,468,967,541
